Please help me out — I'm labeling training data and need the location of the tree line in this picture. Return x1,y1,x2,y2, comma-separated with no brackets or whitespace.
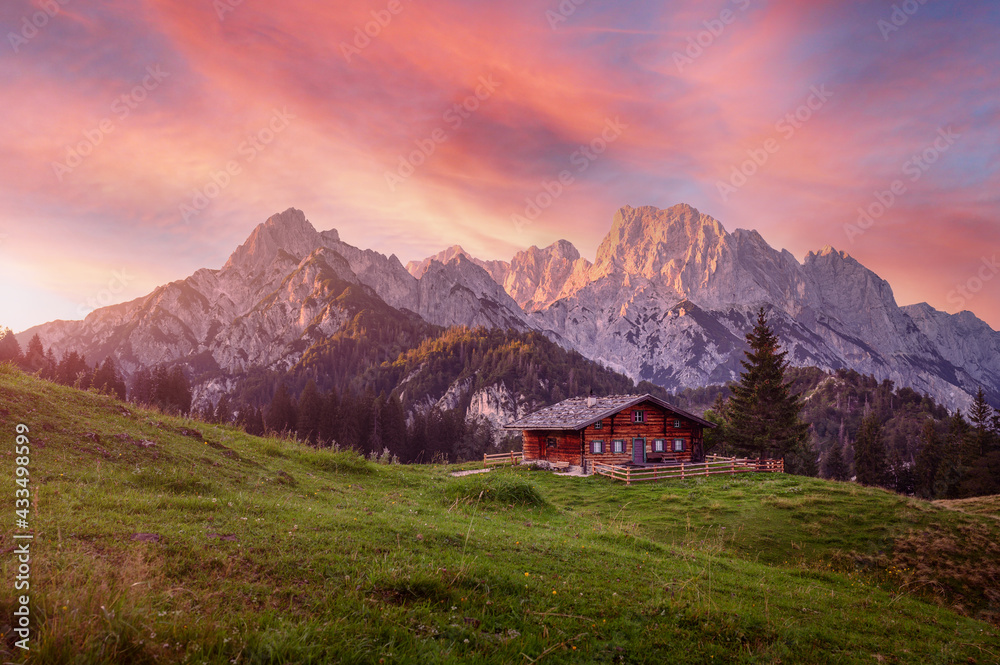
0,329,191,414
697,309,1000,498
6,317,998,497
196,380,501,464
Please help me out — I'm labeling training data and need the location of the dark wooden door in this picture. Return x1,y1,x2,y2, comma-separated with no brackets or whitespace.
544,437,556,461
632,438,645,465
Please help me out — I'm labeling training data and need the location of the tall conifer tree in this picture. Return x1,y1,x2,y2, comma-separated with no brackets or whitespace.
853,411,887,487
727,308,809,461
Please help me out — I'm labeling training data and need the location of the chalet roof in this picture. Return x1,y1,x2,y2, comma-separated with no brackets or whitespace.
504,393,716,430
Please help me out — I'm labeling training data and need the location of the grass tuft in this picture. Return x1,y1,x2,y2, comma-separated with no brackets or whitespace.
445,469,546,508
293,448,372,475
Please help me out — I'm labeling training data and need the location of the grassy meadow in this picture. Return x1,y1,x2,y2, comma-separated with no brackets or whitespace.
0,364,998,664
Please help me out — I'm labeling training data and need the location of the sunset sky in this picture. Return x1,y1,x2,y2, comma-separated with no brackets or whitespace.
1,0,998,333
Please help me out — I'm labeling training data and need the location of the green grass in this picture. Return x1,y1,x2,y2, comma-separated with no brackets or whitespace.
1,364,998,663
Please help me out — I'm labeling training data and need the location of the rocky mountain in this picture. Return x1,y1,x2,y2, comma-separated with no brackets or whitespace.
17,204,1000,418
18,209,530,395
415,204,999,410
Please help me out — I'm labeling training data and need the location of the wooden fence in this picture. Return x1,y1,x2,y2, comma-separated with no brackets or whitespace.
592,456,783,485
706,455,785,473
483,451,523,467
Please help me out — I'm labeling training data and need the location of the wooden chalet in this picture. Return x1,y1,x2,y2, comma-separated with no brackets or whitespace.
505,394,716,471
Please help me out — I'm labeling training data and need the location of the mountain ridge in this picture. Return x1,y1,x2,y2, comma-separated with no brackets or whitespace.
16,204,1000,412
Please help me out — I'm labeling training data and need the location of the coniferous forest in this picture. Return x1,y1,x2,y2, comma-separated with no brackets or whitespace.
3,323,998,498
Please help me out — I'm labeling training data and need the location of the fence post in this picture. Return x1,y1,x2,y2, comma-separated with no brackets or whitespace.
681,463,685,480
626,466,631,486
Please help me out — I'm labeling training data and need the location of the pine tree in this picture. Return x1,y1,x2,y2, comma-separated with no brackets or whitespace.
25,334,44,366
380,393,408,454
20,334,45,373
914,419,942,498
131,367,155,405
853,411,888,487
703,393,729,456
168,367,192,415
266,384,297,436
319,389,340,446
236,404,265,436
92,357,127,400
56,351,89,387
823,441,849,481
296,380,323,445
726,308,809,462
40,349,57,381
0,327,22,364
968,387,995,458
938,412,968,498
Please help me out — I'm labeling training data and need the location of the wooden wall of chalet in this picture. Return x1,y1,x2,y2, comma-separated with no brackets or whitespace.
582,399,704,466
521,399,707,467
522,430,583,465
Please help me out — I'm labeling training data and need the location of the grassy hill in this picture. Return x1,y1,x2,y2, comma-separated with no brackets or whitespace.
1,364,998,664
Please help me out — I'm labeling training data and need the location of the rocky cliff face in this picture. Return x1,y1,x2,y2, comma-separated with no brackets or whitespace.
413,203,998,409
19,204,999,412
18,209,529,396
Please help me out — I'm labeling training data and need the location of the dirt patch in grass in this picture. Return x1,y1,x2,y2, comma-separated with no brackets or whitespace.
935,495,1000,520
850,520,1000,625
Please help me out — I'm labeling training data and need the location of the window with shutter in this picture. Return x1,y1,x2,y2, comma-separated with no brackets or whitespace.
653,439,665,452
633,410,644,423
612,439,625,453
673,438,685,452
591,440,604,454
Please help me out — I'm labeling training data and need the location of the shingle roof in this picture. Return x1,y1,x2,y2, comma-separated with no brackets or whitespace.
503,393,716,430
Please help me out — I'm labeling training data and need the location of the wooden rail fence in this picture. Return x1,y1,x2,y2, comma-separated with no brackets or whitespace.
483,451,523,467
593,456,783,485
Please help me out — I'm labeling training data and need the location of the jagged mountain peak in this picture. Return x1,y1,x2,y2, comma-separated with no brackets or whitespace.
405,244,472,278
223,207,319,273
807,245,853,263
533,239,580,261
595,204,729,275
17,203,1000,414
